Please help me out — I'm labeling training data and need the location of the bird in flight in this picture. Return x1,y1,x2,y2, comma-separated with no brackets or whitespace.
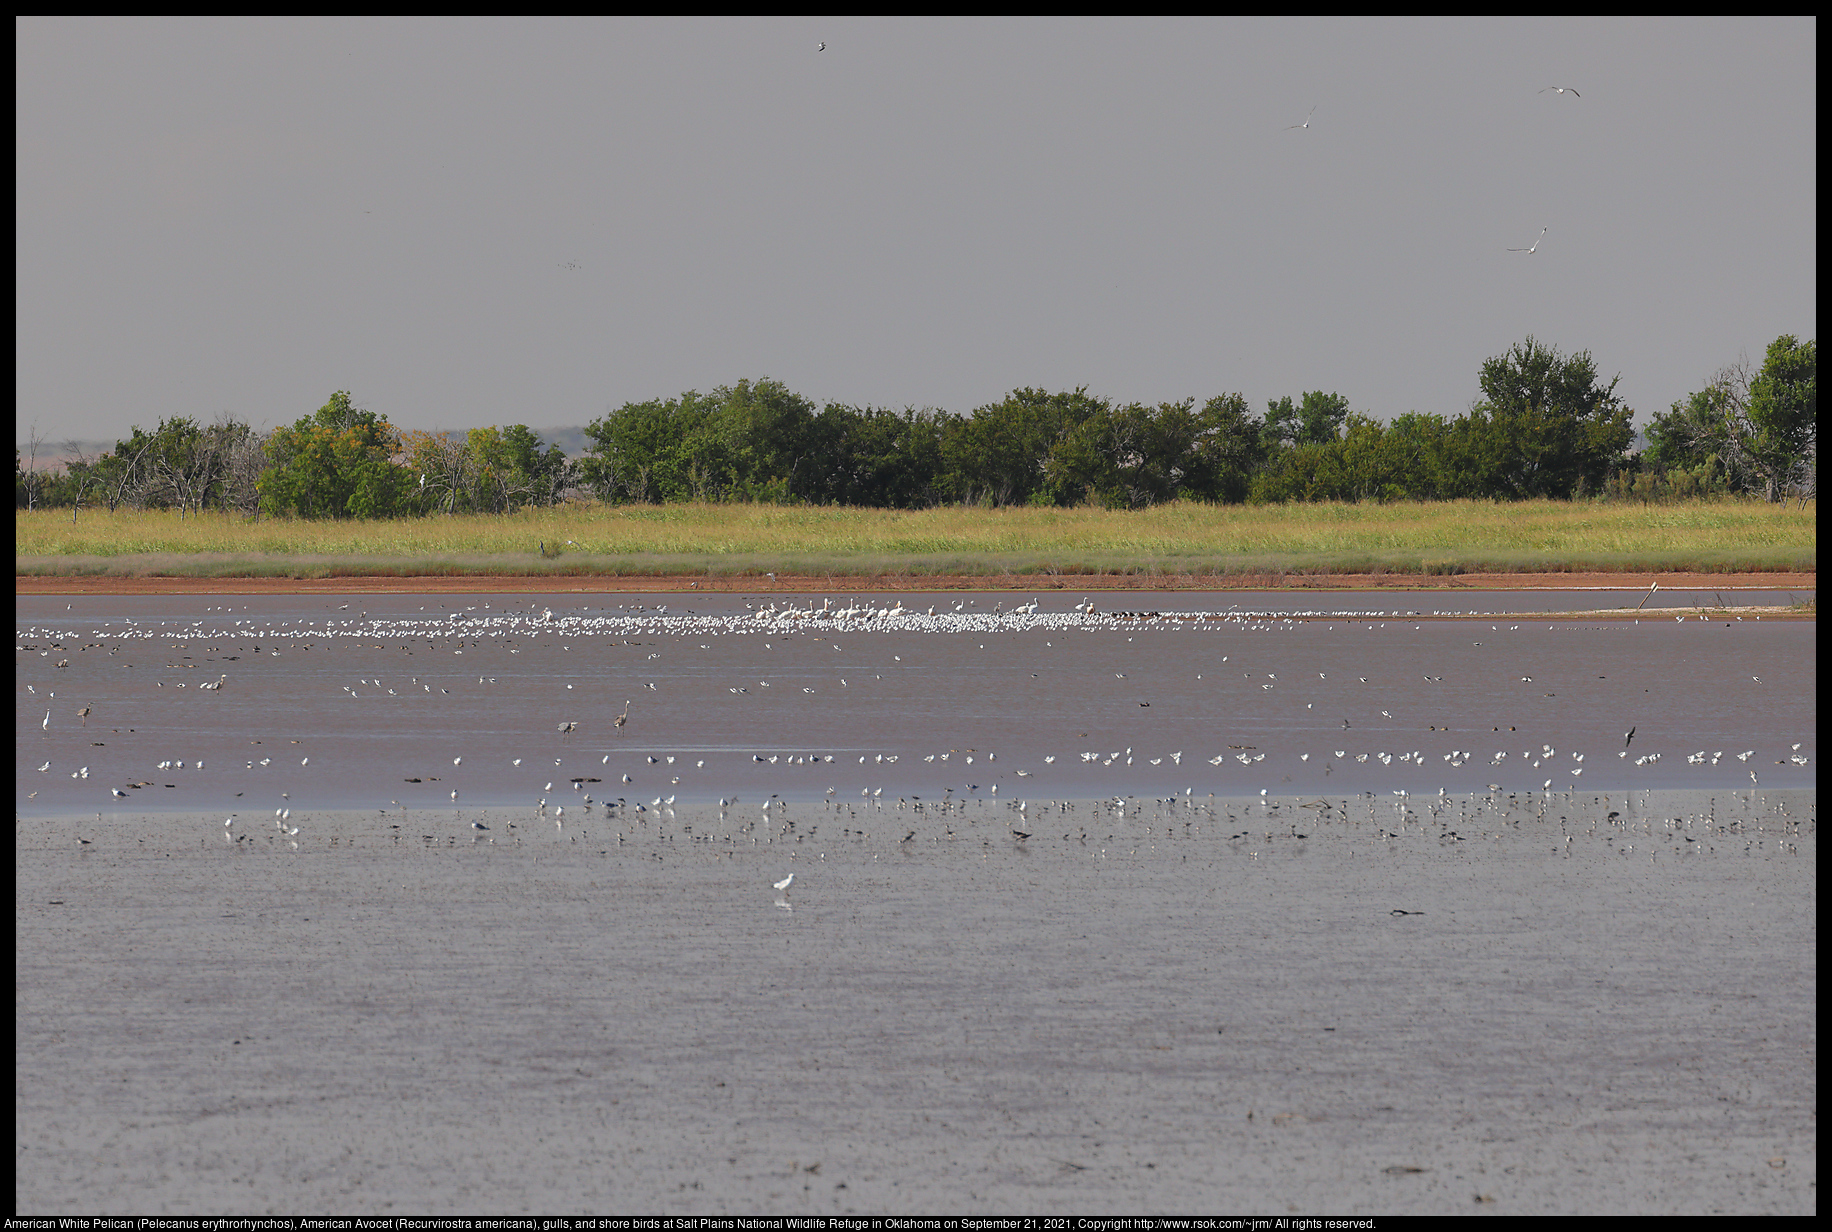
1508,227,1547,254
1539,86,1579,97
817,41,825,52
1286,106,1316,130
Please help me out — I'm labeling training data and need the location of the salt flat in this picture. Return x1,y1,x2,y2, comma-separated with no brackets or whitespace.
16,788,1815,1215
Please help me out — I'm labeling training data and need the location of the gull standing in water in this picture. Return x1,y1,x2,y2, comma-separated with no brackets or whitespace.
1508,227,1547,254
774,872,794,892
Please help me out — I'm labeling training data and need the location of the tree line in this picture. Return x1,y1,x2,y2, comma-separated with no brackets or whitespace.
17,392,575,520
17,335,1814,517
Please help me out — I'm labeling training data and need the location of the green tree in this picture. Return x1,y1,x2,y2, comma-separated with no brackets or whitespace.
1181,393,1265,504
258,391,407,518
1045,399,1206,509
500,424,573,506
711,378,818,502
1643,387,1742,494
943,388,1105,506
1744,335,1816,501
1382,412,1459,499
1645,336,1815,502
580,391,723,503
1468,337,1634,498
807,404,947,508
1264,391,1350,449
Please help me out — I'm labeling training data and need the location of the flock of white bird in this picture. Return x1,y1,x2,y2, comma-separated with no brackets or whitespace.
21,595,1810,868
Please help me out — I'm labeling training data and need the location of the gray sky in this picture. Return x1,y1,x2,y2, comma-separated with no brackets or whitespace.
16,16,1817,452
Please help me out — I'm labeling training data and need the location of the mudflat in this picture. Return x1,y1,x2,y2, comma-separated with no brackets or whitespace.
15,790,1815,1215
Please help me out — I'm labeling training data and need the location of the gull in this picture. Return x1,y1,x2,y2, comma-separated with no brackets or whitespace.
1539,86,1579,97
817,41,825,52
774,872,794,891
1508,227,1546,254
1286,105,1316,130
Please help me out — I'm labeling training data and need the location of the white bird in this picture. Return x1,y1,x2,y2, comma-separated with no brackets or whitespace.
1286,105,1316,130
1508,227,1547,254
774,873,794,891
1539,86,1579,97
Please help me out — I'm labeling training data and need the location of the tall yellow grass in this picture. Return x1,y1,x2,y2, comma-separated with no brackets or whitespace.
15,498,1816,577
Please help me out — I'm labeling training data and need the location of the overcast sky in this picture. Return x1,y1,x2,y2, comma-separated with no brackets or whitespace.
16,16,1817,451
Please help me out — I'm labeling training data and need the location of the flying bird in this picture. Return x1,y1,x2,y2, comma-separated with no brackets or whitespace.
1508,227,1547,254
1539,86,1579,97
817,41,825,52
1286,105,1316,130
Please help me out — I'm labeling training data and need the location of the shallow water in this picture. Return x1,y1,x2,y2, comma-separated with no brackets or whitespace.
14,591,1817,1214
17,590,1815,819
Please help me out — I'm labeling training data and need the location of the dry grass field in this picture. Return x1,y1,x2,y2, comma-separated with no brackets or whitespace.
16,497,1816,580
